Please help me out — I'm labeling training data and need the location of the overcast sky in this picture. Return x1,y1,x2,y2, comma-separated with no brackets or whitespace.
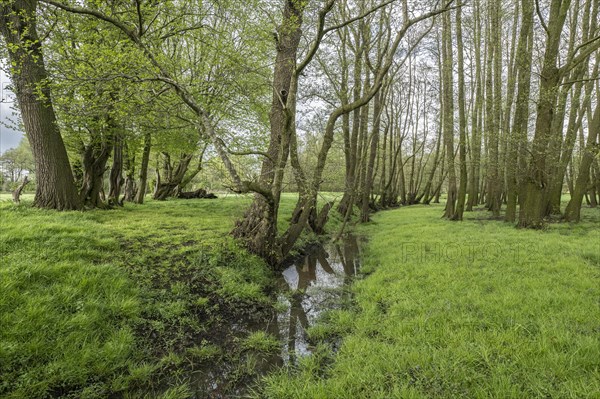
0,68,24,154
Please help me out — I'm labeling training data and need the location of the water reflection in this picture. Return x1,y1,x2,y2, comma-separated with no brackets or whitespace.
190,234,362,397
269,234,362,364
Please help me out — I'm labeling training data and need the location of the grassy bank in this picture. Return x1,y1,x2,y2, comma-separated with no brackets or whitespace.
0,193,341,398
261,204,600,398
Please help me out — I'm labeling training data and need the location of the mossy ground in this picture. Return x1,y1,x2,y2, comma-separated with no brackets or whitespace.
260,203,600,398
0,193,341,398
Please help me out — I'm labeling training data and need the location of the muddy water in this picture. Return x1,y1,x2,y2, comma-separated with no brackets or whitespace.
267,234,363,364
191,234,363,398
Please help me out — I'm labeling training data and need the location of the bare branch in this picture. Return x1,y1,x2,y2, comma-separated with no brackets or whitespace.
217,138,274,163
159,24,207,40
561,35,600,75
135,0,144,37
535,0,549,35
560,77,600,86
323,0,397,35
297,0,399,76
296,0,336,75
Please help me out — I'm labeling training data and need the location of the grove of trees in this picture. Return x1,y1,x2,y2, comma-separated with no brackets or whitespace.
0,137,33,189
1,0,598,264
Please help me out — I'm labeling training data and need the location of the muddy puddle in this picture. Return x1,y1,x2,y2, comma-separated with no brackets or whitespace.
190,234,363,398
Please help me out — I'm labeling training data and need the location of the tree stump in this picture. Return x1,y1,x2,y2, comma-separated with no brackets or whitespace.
12,176,30,203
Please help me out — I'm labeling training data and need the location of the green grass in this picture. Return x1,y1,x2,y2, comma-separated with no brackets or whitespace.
1,193,334,398
4,191,597,398
260,204,600,398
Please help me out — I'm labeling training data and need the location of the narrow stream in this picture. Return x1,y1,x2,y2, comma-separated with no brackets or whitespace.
191,234,363,398
268,234,363,363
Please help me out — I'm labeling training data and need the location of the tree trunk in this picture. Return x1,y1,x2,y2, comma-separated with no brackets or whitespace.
134,132,151,204
548,0,597,214
12,176,30,203
441,10,457,218
564,100,599,221
452,5,468,221
153,153,193,201
420,121,442,204
518,0,571,228
121,143,136,203
485,0,502,217
361,90,382,223
1,0,81,210
506,0,534,222
378,109,388,207
79,137,111,208
232,0,306,264
338,24,365,217
178,188,217,199
467,0,483,211
108,133,124,206
591,162,600,207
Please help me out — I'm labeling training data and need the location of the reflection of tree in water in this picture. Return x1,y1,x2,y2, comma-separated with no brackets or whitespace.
270,235,362,364
337,234,361,282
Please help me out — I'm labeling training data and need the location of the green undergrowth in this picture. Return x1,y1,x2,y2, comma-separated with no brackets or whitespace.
260,204,600,398
0,193,341,398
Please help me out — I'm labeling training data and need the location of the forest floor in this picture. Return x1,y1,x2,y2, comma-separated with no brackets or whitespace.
261,203,600,398
1,194,599,398
0,193,343,399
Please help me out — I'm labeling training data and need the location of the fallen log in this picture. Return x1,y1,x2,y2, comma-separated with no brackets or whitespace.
177,188,218,199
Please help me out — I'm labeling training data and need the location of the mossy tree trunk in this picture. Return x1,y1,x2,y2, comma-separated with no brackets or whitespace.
108,133,124,206
420,121,442,205
452,5,467,221
441,9,457,219
485,0,502,218
505,0,534,222
467,0,483,212
338,19,366,217
79,135,112,208
121,142,136,203
546,0,597,215
232,0,307,264
519,0,571,228
134,132,151,204
564,99,599,221
153,153,193,201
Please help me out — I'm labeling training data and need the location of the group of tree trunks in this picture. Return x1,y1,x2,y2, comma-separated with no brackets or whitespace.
334,0,600,228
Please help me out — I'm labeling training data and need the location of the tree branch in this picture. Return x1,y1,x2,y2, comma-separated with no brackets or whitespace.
535,0,549,35
297,0,399,76
296,0,336,75
135,0,144,37
323,0,397,35
561,35,600,75
217,138,274,163
40,0,138,40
